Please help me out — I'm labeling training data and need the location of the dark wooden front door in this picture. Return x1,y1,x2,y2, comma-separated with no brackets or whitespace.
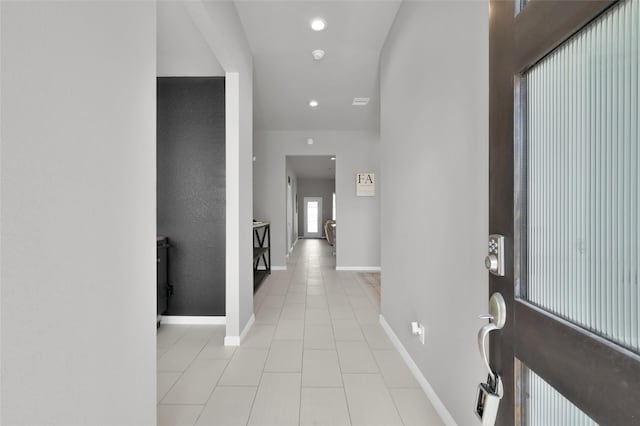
489,0,640,424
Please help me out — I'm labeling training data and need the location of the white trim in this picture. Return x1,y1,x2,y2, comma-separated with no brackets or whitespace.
240,313,255,341
224,334,240,346
271,266,287,271
224,313,255,346
224,336,240,346
288,237,298,254
223,71,241,340
379,315,458,426
336,266,381,272
161,316,226,325
286,239,296,258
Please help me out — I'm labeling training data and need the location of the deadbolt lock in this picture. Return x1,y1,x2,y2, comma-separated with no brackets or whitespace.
484,235,505,276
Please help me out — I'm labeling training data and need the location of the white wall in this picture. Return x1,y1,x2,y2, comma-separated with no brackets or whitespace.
285,158,298,253
292,175,299,249
1,2,156,424
0,1,4,418
184,0,254,343
297,179,335,237
254,131,379,269
156,0,224,77
380,2,488,425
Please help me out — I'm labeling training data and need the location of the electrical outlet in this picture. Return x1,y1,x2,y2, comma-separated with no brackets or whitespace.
411,321,426,344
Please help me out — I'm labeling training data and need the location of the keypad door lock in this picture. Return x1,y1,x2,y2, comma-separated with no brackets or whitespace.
485,234,505,276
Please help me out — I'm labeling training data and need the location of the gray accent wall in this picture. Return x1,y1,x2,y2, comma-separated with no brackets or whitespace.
253,131,379,269
157,77,226,316
183,1,255,339
1,2,156,424
297,179,335,237
379,2,488,425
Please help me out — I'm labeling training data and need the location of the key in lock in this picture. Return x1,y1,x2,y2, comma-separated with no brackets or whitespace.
475,373,503,426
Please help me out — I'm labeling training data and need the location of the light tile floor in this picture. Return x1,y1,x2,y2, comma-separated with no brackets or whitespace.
157,239,443,426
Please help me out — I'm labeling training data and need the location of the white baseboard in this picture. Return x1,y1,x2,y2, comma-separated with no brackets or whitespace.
241,313,256,341
224,336,240,346
224,313,255,346
379,315,457,426
336,266,381,272
160,316,226,325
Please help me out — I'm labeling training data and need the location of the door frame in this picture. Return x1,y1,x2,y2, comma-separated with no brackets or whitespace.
489,0,640,424
286,177,293,255
303,197,323,239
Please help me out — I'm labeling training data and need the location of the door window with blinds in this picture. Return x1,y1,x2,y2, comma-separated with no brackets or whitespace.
524,366,598,426
521,0,639,423
525,0,639,354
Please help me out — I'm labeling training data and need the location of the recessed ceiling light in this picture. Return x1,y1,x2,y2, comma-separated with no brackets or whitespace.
307,138,314,145
312,49,325,60
311,18,326,31
330,157,336,161
352,97,370,106
309,100,319,107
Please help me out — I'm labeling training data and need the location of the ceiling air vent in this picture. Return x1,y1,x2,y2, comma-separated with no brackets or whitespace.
352,97,370,106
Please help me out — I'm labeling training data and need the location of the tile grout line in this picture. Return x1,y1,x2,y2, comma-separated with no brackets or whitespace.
190,338,238,425
369,334,408,426
332,268,354,426
343,261,407,426
297,266,308,426
158,325,214,406
245,275,281,426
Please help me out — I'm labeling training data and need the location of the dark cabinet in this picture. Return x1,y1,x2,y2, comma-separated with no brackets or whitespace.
157,236,169,325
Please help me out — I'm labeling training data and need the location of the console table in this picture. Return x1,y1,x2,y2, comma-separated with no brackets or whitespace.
253,221,271,291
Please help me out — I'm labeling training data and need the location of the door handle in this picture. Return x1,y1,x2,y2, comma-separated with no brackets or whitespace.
478,322,500,381
474,293,507,425
477,292,506,380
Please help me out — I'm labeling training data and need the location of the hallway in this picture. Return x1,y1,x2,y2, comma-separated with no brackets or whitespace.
157,239,443,426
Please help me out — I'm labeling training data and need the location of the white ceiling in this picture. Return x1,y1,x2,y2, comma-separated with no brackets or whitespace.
288,156,336,180
235,0,401,131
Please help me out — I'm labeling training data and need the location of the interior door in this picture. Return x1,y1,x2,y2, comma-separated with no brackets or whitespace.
303,197,323,239
489,0,640,425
